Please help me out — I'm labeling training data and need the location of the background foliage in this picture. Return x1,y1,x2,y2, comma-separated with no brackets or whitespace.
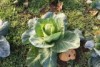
0,0,100,67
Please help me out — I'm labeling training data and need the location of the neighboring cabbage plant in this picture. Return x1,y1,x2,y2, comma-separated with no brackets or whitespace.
92,0,100,10
0,19,10,57
88,35,100,67
22,18,80,67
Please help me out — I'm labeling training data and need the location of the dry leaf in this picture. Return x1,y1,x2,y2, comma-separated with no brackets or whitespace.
89,10,98,16
59,49,76,61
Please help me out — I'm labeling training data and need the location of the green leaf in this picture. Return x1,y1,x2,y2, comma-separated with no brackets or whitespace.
44,32,61,43
29,35,54,48
41,12,67,33
52,31,80,53
44,23,56,35
38,18,57,36
35,22,44,37
40,48,57,67
26,47,42,67
35,18,65,37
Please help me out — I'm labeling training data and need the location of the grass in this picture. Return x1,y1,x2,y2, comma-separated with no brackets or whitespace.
0,0,100,67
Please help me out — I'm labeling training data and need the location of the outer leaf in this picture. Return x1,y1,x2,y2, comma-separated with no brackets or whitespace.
0,21,9,36
27,54,42,67
74,29,84,39
27,18,38,28
41,12,53,19
0,36,10,57
40,48,57,67
54,13,67,30
54,18,65,39
52,31,80,53
21,28,35,44
29,35,54,48
26,47,42,67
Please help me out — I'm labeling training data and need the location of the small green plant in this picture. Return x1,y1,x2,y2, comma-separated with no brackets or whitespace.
22,17,80,67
